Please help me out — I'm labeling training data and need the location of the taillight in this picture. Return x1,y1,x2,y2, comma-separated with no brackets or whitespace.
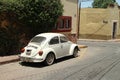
38,51,43,56
21,48,25,53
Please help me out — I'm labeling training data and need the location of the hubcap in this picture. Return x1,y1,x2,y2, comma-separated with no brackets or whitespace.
46,54,54,64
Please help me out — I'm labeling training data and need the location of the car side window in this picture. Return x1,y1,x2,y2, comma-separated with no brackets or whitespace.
49,36,59,45
60,36,68,43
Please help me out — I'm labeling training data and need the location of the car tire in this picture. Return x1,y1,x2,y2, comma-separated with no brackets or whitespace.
44,53,55,66
73,48,78,58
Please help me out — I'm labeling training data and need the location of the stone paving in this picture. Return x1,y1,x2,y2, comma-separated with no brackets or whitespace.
0,38,119,65
0,45,87,65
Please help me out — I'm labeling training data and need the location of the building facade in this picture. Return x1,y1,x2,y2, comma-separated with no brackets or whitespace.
79,3,120,40
53,0,78,42
61,0,78,34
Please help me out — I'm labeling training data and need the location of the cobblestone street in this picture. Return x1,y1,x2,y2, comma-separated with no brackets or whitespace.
0,41,120,80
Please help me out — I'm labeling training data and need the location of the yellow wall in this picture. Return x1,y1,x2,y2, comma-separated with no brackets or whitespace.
80,4,120,40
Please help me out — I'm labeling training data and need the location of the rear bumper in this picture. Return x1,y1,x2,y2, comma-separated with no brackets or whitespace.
19,56,44,63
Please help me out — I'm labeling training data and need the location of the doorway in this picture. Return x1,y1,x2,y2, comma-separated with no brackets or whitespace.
112,22,117,39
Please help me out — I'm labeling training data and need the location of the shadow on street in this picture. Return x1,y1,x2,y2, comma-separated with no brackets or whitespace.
19,56,74,68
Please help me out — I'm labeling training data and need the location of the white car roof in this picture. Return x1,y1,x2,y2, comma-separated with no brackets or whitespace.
36,33,65,39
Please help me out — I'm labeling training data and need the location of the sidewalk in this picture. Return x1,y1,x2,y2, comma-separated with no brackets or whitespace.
107,39,120,42
79,39,120,42
0,55,19,65
0,45,87,65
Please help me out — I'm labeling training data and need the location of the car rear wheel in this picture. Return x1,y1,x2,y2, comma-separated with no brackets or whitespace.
44,53,55,66
73,48,78,58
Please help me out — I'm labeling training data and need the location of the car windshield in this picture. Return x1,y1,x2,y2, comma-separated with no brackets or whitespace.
30,36,46,44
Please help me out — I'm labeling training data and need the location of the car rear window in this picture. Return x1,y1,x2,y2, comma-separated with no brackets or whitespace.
30,36,46,44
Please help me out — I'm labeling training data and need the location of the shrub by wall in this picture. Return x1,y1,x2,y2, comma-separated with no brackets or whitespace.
0,27,20,56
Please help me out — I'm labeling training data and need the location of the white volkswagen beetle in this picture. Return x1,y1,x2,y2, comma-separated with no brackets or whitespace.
19,33,80,65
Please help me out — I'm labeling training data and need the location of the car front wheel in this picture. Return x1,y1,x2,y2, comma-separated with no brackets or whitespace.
44,53,55,66
73,48,79,58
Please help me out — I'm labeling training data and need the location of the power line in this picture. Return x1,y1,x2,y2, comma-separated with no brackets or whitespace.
79,0,93,2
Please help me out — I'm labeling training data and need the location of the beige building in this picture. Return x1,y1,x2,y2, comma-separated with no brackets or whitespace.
61,0,78,34
54,0,78,42
80,4,120,40
60,0,78,34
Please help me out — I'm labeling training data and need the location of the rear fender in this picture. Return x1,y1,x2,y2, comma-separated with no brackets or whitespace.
42,48,56,60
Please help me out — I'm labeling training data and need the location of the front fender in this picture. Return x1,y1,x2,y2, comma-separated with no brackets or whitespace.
69,44,79,55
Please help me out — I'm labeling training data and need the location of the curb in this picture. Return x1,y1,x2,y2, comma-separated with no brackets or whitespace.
78,45,88,48
0,55,19,65
78,39,106,42
78,39,120,42
107,39,120,42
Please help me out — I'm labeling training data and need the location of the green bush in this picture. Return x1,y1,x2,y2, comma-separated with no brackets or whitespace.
0,27,20,56
0,0,63,56
92,0,116,8
0,0,63,36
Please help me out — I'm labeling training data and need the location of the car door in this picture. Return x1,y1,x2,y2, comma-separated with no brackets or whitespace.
60,36,71,56
49,36,63,58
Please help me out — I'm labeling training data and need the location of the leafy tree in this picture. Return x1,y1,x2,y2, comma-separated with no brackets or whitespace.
92,0,116,8
0,0,63,56
0,0,63,35
14,0,63,36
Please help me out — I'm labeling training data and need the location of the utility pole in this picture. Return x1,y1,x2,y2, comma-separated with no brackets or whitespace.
77,0,93,39
77,1,81,38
